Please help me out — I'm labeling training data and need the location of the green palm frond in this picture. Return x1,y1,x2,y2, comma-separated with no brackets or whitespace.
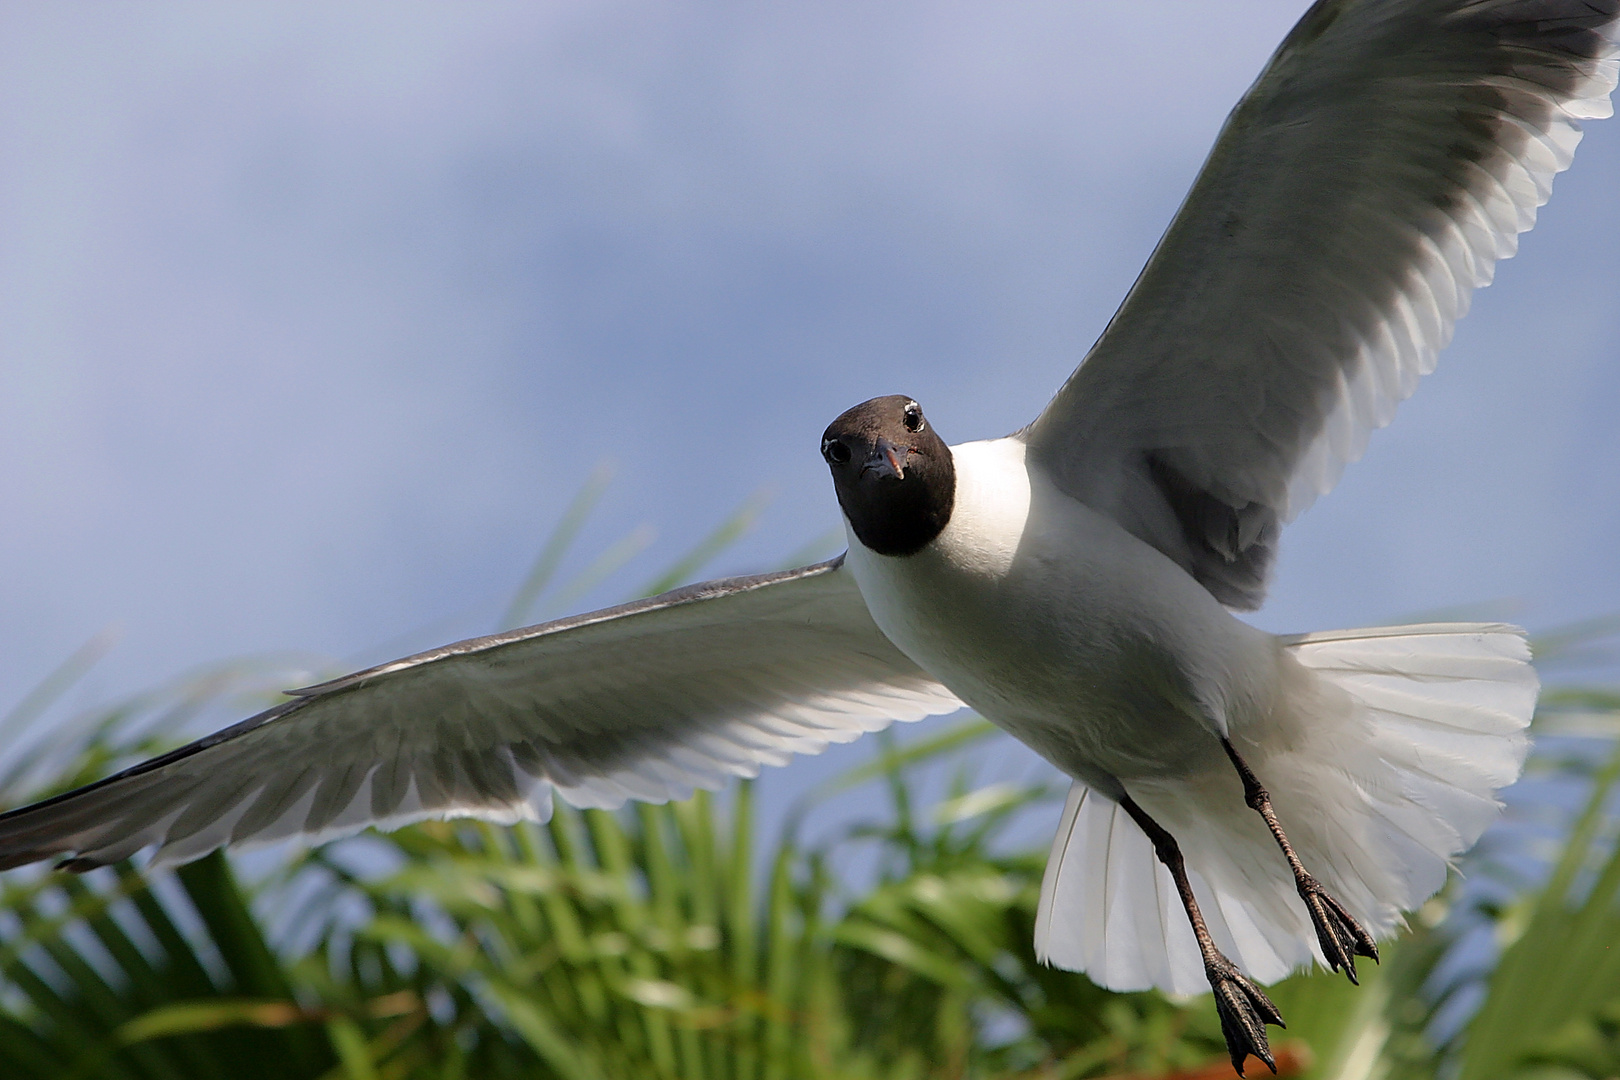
3,483,1619,1079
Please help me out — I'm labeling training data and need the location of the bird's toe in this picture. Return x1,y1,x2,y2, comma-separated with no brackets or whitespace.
1299,874,1379,984
1207,954,1284,1075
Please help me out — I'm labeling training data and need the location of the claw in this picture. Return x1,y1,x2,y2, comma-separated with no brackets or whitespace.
1207,954,1284,1075
1299,874,1380,984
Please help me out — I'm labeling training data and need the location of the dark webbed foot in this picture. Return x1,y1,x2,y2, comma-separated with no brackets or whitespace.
1116,793,1288,1077
1207,953,1284,1075
1298,873,1379,983
1220,738,1382,988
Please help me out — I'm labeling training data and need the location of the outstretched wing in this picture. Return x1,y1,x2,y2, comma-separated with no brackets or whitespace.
1023,0,1618,609
0,556,962,871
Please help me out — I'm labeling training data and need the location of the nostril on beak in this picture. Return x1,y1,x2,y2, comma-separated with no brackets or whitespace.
863,437,911,480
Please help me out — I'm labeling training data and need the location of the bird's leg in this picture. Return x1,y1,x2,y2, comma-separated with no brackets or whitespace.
1220,737,1379,983
1118,793,1282,1076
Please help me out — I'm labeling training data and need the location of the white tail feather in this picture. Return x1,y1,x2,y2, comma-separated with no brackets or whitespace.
1035,623,1536,995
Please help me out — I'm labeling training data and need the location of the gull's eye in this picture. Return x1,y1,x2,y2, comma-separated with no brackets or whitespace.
902,403,925,433
822,438,851,464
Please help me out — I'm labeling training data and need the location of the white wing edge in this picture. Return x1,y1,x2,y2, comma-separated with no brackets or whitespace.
1280,37,1618,521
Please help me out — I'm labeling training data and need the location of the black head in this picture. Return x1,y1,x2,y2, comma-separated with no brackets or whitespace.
821,395,955,557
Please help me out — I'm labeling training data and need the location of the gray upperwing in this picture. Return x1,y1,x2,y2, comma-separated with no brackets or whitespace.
1022,0,1617,609
0,555,963,872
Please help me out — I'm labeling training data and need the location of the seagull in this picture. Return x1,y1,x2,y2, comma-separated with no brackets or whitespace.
2,1,1614,1072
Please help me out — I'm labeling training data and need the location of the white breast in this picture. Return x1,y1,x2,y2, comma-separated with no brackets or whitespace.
843,437,1279,790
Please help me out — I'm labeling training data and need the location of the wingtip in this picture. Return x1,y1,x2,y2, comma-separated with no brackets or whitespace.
0,848,63,872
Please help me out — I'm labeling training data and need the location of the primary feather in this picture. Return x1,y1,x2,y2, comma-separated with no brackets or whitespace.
0,558,961,871
1024,0,1618,609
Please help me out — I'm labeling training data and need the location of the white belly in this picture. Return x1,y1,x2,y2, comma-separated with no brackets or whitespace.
843,438,1280,792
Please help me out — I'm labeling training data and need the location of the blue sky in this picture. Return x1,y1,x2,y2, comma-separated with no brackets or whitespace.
2,2,1617,832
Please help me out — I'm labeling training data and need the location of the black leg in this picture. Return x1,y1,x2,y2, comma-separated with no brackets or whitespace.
1118,793,1283,1076
1220,738,1379,983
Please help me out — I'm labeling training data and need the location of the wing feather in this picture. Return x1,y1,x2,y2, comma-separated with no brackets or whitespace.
1023,0,1618,609
0,556,962,871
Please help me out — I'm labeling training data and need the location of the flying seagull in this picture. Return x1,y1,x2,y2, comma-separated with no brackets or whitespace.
3,0,1615,1073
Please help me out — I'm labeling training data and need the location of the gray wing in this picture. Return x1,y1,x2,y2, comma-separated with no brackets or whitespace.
1022,0,1618,609
0,556,962,872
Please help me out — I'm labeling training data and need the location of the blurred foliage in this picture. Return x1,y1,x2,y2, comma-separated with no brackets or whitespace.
2,495,1619,1078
